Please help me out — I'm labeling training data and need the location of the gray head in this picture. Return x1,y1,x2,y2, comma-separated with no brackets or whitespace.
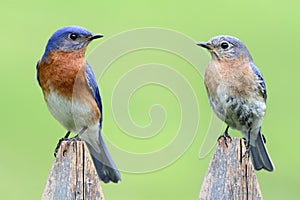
197,35,253,61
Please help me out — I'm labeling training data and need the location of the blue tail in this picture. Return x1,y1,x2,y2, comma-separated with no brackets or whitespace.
85,133,121,183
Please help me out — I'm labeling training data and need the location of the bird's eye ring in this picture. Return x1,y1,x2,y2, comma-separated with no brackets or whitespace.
220,42,230,49
68,33,79,40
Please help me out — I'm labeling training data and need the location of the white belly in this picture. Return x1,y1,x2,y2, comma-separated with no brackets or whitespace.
209,86,266,133
45,91,96,133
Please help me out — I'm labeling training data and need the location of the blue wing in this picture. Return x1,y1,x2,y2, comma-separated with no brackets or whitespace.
36,60,41,86
86,62,103,126
250,63,267,102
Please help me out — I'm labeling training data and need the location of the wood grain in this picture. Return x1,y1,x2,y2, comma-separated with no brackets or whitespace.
42,141,104,200
199,137,262,200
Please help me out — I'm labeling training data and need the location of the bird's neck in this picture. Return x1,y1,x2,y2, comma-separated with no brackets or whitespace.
213,55,251,67
42,48,87,64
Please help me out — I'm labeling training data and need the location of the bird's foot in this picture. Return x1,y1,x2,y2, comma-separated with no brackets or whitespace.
243,145,251,158
242,137,251,158
54,131,71,157
62,135,81,156
242,130,251,158
218,125,232,147
54,127,86,157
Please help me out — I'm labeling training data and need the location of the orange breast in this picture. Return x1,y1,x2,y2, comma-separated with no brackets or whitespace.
37,49,101,122
38,49,87,98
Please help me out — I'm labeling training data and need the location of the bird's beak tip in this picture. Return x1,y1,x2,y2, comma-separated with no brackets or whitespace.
89,34,104,40
197,42,211,49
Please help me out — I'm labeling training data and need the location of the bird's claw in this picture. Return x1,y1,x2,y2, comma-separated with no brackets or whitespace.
54,131,81,157
242,131,251,158
242,146,251,158
62,135,81,156
54,137,69,157
218,126,232,147
54,128,87,157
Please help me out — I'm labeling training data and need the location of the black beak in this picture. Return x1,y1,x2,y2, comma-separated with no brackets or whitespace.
197,42,212,50
89,34,104,40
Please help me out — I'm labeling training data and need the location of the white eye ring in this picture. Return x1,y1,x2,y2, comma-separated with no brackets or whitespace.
220,41,230,49
68,33,79,40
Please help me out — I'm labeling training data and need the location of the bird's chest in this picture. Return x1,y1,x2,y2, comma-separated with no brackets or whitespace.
38,51,86,99
37,50,100,132
204,60,257,99
204,60,265,130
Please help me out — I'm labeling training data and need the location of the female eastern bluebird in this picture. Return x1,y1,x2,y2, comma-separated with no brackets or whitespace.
198,35,274,172
36,26,121,183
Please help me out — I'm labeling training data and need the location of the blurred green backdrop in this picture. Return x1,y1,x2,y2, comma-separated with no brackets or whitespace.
1,0,299,199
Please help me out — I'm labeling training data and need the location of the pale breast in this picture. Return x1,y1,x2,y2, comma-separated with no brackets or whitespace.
204,59,266,132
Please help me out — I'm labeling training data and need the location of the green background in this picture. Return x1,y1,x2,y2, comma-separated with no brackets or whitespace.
1,0,299,199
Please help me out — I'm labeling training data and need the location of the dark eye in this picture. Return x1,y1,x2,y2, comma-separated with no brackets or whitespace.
68,33,79,40
220,42,229,49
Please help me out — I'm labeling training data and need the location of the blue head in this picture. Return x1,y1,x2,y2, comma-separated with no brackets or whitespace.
197,35,253,61
43,26,103,59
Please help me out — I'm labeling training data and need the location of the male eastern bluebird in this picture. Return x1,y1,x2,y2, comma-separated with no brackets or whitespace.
36,26,121,183
197,35,274,172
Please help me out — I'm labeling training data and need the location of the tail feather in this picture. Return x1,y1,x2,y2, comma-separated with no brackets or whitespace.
250,132,274,172
84,133,121,183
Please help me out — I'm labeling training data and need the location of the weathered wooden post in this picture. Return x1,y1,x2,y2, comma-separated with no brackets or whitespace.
42,141,104,200
199,137,262,200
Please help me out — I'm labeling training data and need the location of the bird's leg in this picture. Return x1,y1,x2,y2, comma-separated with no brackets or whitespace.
223,125,231,138
77,126,88,137
62,126,87,156
218,125,232,147
54,131,71,157
243,129,251,158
